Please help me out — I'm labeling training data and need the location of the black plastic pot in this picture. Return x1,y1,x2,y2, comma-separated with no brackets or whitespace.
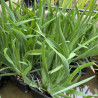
24,0,34,7
10,76,30,93
0,67,9,89
24,0,39,7
0,76,2,88
30,87,52,98
0,76,8,89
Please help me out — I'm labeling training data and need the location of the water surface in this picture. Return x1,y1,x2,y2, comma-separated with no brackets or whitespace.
0,68,98,98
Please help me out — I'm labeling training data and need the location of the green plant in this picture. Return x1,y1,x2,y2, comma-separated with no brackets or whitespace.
0,0,41,82
39,42,98,98
0,0,98,98
35,0,98,60
50,0,98,10
34,0,98,97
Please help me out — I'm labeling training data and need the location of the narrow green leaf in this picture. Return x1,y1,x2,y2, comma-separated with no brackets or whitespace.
0,73,17,76
52,76,95,95
0,67,11,72
48,64,63,74
16,18,39,26
4,48,14,65
25,50,42,58
22,61,32,77
67,52,76,60
72,35,98,53
1,0,16,22
67,62,93,82
10,28,27,41
66,89,86,96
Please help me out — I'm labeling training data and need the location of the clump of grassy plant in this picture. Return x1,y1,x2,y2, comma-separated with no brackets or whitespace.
0,0,41,81
31,0,98,97
0,0,98,97
50,0,98,10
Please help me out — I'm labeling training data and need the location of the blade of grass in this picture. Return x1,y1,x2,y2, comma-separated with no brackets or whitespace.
52,76,95,95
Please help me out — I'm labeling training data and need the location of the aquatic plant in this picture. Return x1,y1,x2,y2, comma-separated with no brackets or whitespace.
0,0,98,97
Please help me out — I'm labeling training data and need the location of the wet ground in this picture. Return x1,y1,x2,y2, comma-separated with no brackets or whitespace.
0,80,32,98
70,68,98,98
0,68,98,98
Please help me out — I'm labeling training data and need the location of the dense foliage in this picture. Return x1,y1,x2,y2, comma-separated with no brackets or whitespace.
0,0,98,97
